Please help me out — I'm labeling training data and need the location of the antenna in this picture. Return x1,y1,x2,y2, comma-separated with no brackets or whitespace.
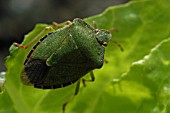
110,39,124,51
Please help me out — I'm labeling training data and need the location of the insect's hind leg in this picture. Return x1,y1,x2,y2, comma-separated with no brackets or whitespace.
63,79,80,113
82,71,95,87
13,26,56,49
62,71,95,113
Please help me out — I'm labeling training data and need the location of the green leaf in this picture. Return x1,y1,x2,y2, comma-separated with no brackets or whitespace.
2,0,170,113
109,38,170,113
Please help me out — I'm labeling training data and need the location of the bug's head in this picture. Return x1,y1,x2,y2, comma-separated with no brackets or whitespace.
95,29,112,46
95,29,124,51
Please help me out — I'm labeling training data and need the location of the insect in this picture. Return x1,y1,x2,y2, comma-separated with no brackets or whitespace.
13,18,123,113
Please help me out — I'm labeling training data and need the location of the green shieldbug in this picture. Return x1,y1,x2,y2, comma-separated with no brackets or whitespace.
13,18,123,112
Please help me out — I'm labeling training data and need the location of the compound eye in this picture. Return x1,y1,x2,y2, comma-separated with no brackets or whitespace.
95,29,100,33
96,38,108,46
100,41,108,46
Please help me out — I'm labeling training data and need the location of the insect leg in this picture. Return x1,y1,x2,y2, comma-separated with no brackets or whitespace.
13,26,55,49
92,21,97,29
63,79,80,113
52,22,64,28
52,20,72,29
82,71,95,87
66,21,73,26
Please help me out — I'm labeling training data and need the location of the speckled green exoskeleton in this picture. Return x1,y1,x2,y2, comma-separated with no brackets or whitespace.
13,18,123,113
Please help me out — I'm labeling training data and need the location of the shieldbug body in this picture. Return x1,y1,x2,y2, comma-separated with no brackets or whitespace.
13,18,123,112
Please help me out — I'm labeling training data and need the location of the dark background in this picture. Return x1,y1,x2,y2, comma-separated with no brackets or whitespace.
0,0,129,71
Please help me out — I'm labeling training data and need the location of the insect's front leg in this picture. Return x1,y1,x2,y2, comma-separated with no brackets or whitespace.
13,26,55,49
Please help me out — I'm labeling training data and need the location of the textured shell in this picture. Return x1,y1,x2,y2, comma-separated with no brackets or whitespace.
21,18,108,89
